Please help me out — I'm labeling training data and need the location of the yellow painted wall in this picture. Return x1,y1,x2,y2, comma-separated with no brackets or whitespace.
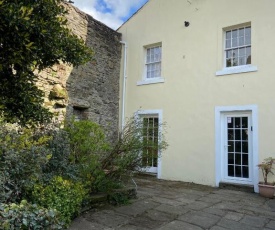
118,0,275,186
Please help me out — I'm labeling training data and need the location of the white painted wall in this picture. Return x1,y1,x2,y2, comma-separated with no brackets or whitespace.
118,0,275,187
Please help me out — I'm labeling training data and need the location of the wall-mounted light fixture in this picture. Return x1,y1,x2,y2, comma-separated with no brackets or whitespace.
184,21,190,27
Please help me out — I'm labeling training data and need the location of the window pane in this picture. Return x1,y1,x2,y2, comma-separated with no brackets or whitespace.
232,38,238,47
246,47,251,64
239,28,244,36
239,57,245,65
239,47,245,56
232,29,238,38
245,27,251,45
226,50,232,58
226,39,231,49
239,36,244,46
226,31,231,39
226,58,232,67
246,55,251,64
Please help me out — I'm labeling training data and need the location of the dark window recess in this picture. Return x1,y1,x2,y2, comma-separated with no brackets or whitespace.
73,108,88,121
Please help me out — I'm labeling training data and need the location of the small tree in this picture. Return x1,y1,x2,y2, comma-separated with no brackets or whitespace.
258,157,275,184
0,0,93,126
101,117,168,181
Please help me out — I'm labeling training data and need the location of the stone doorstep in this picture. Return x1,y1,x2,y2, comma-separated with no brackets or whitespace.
219,182,254,193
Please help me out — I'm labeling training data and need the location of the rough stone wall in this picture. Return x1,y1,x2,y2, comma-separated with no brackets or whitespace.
37,3,122,141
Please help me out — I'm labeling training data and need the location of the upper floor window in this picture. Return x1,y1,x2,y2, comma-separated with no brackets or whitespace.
145,46,162,79
225,26,251,67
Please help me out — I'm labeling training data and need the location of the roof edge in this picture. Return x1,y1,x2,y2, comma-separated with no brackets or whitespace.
116,0,150,31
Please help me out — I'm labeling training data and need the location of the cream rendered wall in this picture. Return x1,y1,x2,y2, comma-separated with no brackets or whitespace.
118,0,275,186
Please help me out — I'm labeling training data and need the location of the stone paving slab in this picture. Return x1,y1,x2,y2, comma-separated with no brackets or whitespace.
178,211,221,229
68,175,275,230
158,220,203,230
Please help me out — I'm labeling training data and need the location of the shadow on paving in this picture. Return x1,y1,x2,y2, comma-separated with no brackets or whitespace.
69,174,275,230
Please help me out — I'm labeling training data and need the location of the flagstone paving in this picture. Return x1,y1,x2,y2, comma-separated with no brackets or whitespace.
69,175,275,230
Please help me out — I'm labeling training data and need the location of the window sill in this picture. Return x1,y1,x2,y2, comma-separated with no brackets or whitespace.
216,65,258,76
137,77,165,86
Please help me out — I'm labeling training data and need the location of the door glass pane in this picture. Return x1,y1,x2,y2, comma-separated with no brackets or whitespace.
235,166,242,177
242,117,248,128
227,117,233,128
235,153,242,165
235,130,241,140
228,153,234,164
242,142,248,153
243,166,249,178
228,165,234,177
228,141,234,152
242,129,248,140
242,154,248,165
235,141,241,152
228,129,234,140
234,117,241,128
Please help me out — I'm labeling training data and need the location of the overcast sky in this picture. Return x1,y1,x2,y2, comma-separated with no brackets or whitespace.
73,0,148,30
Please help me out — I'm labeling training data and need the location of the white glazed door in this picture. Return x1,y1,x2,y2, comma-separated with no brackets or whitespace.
142,116,159,173
224,114,253,184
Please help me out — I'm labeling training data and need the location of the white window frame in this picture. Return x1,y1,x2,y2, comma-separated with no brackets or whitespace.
137,43,165,86
224,26,251,68
216,23,258,76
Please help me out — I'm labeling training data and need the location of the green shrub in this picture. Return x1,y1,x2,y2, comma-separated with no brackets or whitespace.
0,200,64,230
0,146,50,203
42,129,78,183
64,119,110,164
31,176,87,226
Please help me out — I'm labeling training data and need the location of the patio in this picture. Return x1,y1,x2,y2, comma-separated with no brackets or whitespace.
69,174,275,230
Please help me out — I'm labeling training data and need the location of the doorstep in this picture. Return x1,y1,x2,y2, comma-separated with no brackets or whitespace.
219,182,254,193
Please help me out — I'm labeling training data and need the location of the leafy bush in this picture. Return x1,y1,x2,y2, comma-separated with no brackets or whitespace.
0,200,64,230
64,119,113,192
31,176,87,226
64,117,168,193
64,119,110,164
0,124,52,204
42,129,78,183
